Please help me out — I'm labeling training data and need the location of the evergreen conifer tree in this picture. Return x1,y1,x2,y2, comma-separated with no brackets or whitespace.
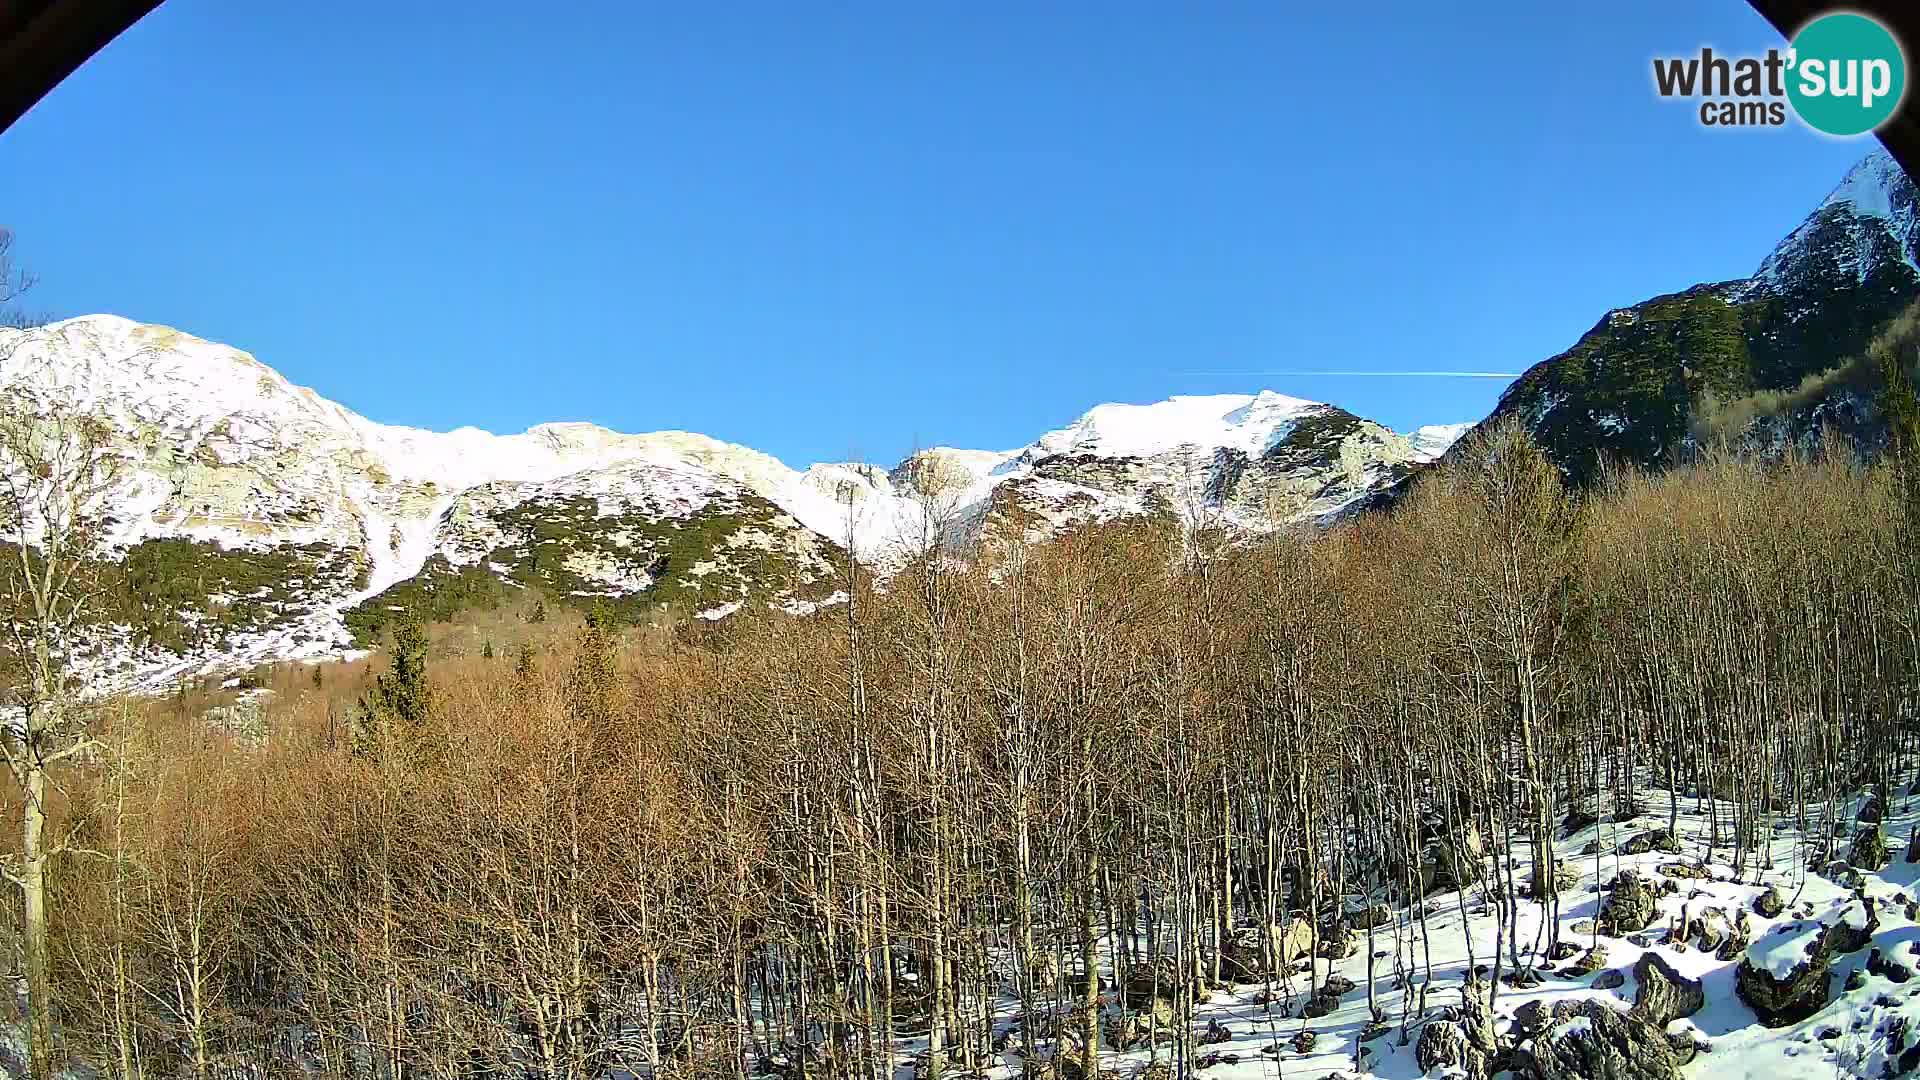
569,602,618,738
356,618,435,761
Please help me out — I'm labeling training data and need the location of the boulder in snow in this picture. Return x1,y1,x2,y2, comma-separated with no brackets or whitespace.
1736,920,1833,1026
1531,1000,1679,1080
1629,952,1704,1028
1413,1019,1486,1079
1849,825,1890,871
1599,872,1657,936
1620,829,1681,856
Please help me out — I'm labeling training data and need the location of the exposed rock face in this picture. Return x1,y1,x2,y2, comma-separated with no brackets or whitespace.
1121,956,1184,1007
1531,1000,1681,1080
1317,925,1360,960
1513,998,1551,1038
1564,944,1609,978
1422,834,1486,895
1869,946,1914,984
1665,1027,1708,1066
1755,886,1785,919
1347,902,1391,930
1825,896,1879,954
1221,917,1315,979
1271,918,1315,966
994,393,1429,541
1630,952,1704,1028
1690,907,1732,952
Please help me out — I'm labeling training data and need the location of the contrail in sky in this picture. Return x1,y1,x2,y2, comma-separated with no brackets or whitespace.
1180,370,1521,379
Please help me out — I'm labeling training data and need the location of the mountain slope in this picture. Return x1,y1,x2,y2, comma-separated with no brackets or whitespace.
1473,148,1920,483
0,317,1449,686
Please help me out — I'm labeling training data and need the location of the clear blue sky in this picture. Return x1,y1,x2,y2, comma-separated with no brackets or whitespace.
0,0,1879,467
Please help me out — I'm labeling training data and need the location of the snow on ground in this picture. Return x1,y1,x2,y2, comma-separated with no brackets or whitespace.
876,781,1920,1080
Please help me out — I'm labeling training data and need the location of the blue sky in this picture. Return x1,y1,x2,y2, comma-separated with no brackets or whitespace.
0,0,1879,467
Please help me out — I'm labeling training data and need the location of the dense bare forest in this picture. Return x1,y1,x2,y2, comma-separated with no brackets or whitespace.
2,313,1919,1079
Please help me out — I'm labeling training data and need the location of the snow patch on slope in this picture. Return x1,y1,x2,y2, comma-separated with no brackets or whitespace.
1031,391,1320,460
1406,421,1473,462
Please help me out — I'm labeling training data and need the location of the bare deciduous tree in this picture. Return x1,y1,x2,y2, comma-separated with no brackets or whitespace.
0,389,127,1079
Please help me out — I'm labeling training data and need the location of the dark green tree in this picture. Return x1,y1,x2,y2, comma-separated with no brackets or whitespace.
356,618,436,760
568,602,618,738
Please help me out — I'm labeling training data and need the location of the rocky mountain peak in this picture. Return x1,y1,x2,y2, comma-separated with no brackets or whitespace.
1750,146,1919,296
1468,149,1920,484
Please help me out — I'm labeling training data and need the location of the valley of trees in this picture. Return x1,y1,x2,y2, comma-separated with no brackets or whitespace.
1,299,1919,1080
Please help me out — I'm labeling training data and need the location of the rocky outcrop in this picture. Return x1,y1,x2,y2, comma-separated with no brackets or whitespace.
1415,1019,1485,1079
1421,833,1486,895
1220,917,1314,979
1620,829,1682,856
1599,872,1658,936
1630,952,1704,1028
1530,1000,1681,1080
1563,944,1609,978
1850,826,1890,871
1462,149,1920,487
1825,896,1879,954
1121,957,1186,1007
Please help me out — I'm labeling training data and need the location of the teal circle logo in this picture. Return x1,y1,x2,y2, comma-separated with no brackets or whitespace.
1787,13,1906,136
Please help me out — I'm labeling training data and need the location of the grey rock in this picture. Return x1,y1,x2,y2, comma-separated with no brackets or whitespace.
1532,1000,1680,1080
1631,952,1705,1028
1600,872,1658,936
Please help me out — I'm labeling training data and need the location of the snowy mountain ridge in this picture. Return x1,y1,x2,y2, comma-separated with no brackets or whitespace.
0,314,1462,685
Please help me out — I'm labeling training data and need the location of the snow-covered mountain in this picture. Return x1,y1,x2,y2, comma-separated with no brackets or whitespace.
1476,148,1920,482
0,315,1458,686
